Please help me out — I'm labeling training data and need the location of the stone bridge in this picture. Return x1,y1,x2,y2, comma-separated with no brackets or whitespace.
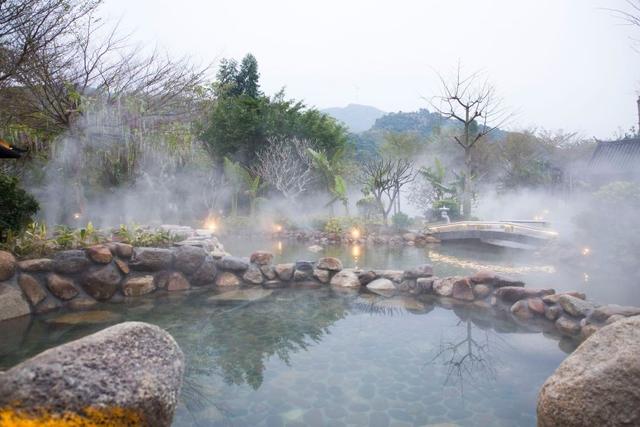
427,221,558,249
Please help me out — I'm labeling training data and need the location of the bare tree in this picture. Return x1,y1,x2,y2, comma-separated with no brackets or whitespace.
359,157,414,225
429,64,510,217
252,138,315,203
0,0,100,87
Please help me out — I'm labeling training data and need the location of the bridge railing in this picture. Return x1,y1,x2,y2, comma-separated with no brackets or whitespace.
426,221,559,240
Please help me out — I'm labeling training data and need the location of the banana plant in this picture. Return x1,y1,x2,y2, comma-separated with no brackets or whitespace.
308,148,348,214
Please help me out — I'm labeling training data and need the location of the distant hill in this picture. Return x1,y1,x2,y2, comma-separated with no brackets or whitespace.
322,104,386,133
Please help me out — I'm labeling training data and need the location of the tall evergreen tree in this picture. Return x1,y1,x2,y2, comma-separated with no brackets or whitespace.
236,54,260,98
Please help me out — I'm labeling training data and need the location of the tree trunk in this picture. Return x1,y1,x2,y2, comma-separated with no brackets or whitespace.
462,147,472,218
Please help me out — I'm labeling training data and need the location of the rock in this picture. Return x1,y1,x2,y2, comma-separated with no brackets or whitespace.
494,276,526,288
537,316,640,427
373,270,404,283
376,296,428,312
18,274,47,306
416,277,436,293
313,268,330,283
316,257,343,271
0,251,16,281
263,280,286,289
557,295,595,318
114,243,133,258
86,245,113,264
0,322,184,427
114,258,130,274
219,256,249,271
295,260,314,272
275,263,295,281
511,300,533,320
48,310,122,325
330,269,361,288
173,246,206,274
424,235,440,243
543,291,586,304
0,283,30,321
403,264,433,279
588,304,640,323
452,278,474,301
17,258,52,272
528,297,546,315
166,272,190,292
581,322,600,339
122,275,156,297
215,272,241,287
35,298,60,314
545,304,562,321
46,274,79,300
191,256,217,286
208,288,273,302
433,277,459,297
472,284,492,299
555,316,581,336
469,270,498,284
495,287,554,303
260,265,277,280
396,279,415,292
606,314,626,325
294,269,311,281
67,297,98,311
130,248,173,271
53,250,90,274
82,264,122,301
243,265,264,285
367,278,396,291
358,270,377,286
250,251,274,265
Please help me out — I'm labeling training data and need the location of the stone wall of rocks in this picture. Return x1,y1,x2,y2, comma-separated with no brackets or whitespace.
1,245,639,345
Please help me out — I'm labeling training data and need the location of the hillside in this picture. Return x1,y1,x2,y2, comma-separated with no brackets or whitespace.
322,104,386,133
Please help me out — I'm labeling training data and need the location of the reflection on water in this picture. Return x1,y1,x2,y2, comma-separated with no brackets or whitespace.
0,288,568,426
222,236,640,305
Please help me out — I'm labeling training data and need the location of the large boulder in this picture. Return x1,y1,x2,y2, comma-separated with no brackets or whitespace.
433,277,459,297
274,263,295,281
215,272,241,287
316,257,343,271
17,258,53,273
86,245,113,264
53,250,90,274
367,278,396,291
330,269,361,288
218,256,249,271
0,283,30,321
122,275,156,297
0,251,17,280
537,316,640,426
243,265,264,285
495,286,554,303
250,251,274,266
46,274,79,301
403,264,434,279
166,272,190,292
173,246,206,275
191,256,218,286
0,322,184,427
557,295,596,318
451,278,474,301
129,248,174,271
18,274,47,306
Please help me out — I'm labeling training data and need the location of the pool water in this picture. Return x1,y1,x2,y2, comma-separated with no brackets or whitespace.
0,287,567,427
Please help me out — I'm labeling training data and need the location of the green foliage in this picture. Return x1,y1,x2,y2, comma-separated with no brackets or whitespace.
380,131,426,160
308,147,348,213
391,212,410,231
320,216,364,234
356,196,383,221
0,172,39,241
113,224,178,247
0,222,50,258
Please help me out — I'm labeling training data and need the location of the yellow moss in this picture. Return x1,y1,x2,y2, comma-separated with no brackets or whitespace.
0,406,145,426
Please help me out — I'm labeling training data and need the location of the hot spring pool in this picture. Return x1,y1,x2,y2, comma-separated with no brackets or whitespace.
1,286,567,427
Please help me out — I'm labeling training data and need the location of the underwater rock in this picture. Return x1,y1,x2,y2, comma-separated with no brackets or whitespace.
555,316,581,336
472,284,492,299
122,275,156,297
82,264,122,301
48,310,122,325
330,269,361,288
275,263,295,281
215,271,241,287
510,300,533,320
35,298,60,314
250,251,274,265
208,288,273,302
263,279,286,289
173,246,206,275
46,274,79,301
130,248,174,271
545,304,562,321
53,250,90,274
527,297,546,315
0,283,30,321
0,251,16,281
557,295,595,318
219,255,249,271
17,258,52,273
18,274,47,306
537,316,640,427
0,321,184,427
416,277,436,294
67,297,98,311
243,264,264,284
86,245,113,264
452,278,474,301
316,257,343,271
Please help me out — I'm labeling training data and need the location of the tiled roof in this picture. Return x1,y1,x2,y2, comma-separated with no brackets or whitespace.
589,138,640,173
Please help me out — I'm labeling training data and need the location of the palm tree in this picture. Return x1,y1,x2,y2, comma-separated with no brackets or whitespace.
307,148,348,215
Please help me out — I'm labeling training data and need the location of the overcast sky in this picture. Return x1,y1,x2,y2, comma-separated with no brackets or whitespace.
102,0,640,138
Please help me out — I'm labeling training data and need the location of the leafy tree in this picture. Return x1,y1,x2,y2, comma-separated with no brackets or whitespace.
359,158,414,225
307,148,348,214
0,172,39,241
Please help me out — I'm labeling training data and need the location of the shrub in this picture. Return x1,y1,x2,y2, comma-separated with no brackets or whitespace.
391,212,410,231
0,173,39,241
